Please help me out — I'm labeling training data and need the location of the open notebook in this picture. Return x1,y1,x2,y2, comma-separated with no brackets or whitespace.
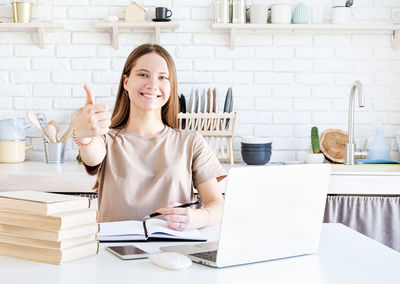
97,219,206,242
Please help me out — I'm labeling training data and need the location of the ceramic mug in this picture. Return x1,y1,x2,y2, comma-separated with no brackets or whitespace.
270,4,292,24
250,4,267,24
331,6,352,24
155,7,172,19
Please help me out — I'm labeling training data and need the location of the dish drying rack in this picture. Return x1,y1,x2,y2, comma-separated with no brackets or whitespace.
177,112,237,164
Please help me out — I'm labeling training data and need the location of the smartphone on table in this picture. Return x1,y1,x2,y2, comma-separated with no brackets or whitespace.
106,246,149,260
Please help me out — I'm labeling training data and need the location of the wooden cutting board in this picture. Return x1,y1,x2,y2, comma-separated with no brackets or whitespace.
320,129,348,164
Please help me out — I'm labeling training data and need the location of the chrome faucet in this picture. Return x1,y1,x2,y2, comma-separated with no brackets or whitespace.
345,80,367,165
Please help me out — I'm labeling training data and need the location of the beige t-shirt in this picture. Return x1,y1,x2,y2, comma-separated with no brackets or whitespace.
84,127,227,222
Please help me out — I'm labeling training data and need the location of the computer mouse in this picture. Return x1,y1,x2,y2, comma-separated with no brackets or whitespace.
149,252,192,270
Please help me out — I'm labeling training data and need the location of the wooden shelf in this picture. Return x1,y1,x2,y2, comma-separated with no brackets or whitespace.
0,22,64,49
211,23,400,51
93,21,179,50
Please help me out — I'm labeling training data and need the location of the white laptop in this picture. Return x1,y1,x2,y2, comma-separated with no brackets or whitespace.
161,164,331,268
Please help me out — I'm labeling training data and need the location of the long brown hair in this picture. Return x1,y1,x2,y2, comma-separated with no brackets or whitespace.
110,44,178,129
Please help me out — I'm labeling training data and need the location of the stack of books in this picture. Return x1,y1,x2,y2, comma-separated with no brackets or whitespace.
0,191,99,264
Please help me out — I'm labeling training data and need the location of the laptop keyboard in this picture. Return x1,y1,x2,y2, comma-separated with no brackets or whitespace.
189,250,217,262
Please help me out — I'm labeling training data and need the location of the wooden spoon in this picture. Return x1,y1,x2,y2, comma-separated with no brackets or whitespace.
26,111,51,142
45,124,57,143
48,120,59,142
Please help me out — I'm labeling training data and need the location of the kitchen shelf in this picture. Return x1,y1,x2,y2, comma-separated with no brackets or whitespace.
211,23,400,51
0,22,64,49
93,21,179,50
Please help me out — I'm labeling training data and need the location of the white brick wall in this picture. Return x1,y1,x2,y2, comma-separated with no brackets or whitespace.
0,0,400,163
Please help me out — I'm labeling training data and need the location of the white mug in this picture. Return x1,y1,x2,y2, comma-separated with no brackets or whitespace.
250,4,267,24
331,6,352,24
270,4,292,24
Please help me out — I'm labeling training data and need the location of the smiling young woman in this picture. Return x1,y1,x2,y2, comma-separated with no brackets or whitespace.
111,44,178,131
72,44,226,231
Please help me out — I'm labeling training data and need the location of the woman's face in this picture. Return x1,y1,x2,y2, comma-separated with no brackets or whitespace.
123,52,171,112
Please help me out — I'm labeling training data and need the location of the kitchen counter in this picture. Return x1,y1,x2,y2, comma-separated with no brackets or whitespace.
0,161,97,193
220,163,400,195
1,161,400,195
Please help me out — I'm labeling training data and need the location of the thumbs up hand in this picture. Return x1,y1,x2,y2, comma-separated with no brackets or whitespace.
84,84,95,106
72,84,111,140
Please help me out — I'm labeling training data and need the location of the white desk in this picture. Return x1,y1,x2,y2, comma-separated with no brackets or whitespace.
0,224,399,284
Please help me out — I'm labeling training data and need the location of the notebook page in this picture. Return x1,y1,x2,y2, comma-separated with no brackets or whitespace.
146,219,206,240
98,220,144,239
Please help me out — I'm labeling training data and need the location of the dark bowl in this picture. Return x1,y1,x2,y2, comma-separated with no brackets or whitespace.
241,142,272,148
241,148,272,153
241,149,271,165
241,145,271,151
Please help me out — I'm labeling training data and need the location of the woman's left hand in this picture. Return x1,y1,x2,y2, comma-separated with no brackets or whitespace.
156,201,195,231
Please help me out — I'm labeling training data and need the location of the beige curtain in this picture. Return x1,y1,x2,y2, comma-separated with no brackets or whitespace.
324,195,400,252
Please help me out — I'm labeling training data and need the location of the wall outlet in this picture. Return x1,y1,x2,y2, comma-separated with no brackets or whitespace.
392,9,400,24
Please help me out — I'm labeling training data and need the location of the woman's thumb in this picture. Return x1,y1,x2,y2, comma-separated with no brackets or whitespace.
83,84,95,105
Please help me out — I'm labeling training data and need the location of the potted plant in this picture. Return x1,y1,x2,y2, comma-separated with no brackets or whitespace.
306,126,325,164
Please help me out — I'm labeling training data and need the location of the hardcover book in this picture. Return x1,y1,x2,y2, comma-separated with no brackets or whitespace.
0,191,90,215
0,209,98,230
0,233,97,250
0,223,99,242
0,240,99,264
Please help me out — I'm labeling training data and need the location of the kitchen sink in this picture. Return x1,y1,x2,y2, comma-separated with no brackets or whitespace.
331,164,400,175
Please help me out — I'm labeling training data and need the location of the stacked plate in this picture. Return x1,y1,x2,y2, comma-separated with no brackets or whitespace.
180,87,233,114
241,136,272,165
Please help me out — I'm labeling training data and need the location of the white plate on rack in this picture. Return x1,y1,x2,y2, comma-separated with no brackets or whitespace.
188,89,195,113
194,88,199,113
200,89,207,113
199,89,207,130
207,88,213,113
197,89,203,113
213,88,218,113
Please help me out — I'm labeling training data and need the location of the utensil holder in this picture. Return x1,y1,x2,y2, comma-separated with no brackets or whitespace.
178,112,237,164
11,1,32,23
44,142,66,164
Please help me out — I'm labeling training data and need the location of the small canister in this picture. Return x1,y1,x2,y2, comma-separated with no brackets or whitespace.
44,142,66,164
11,1,32,23
232,0,247,24
215,0,230,23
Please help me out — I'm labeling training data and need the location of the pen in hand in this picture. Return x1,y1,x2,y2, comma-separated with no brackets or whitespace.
143,200,200,220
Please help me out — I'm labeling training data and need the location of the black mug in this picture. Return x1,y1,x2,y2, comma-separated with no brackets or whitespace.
155,7,172,19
